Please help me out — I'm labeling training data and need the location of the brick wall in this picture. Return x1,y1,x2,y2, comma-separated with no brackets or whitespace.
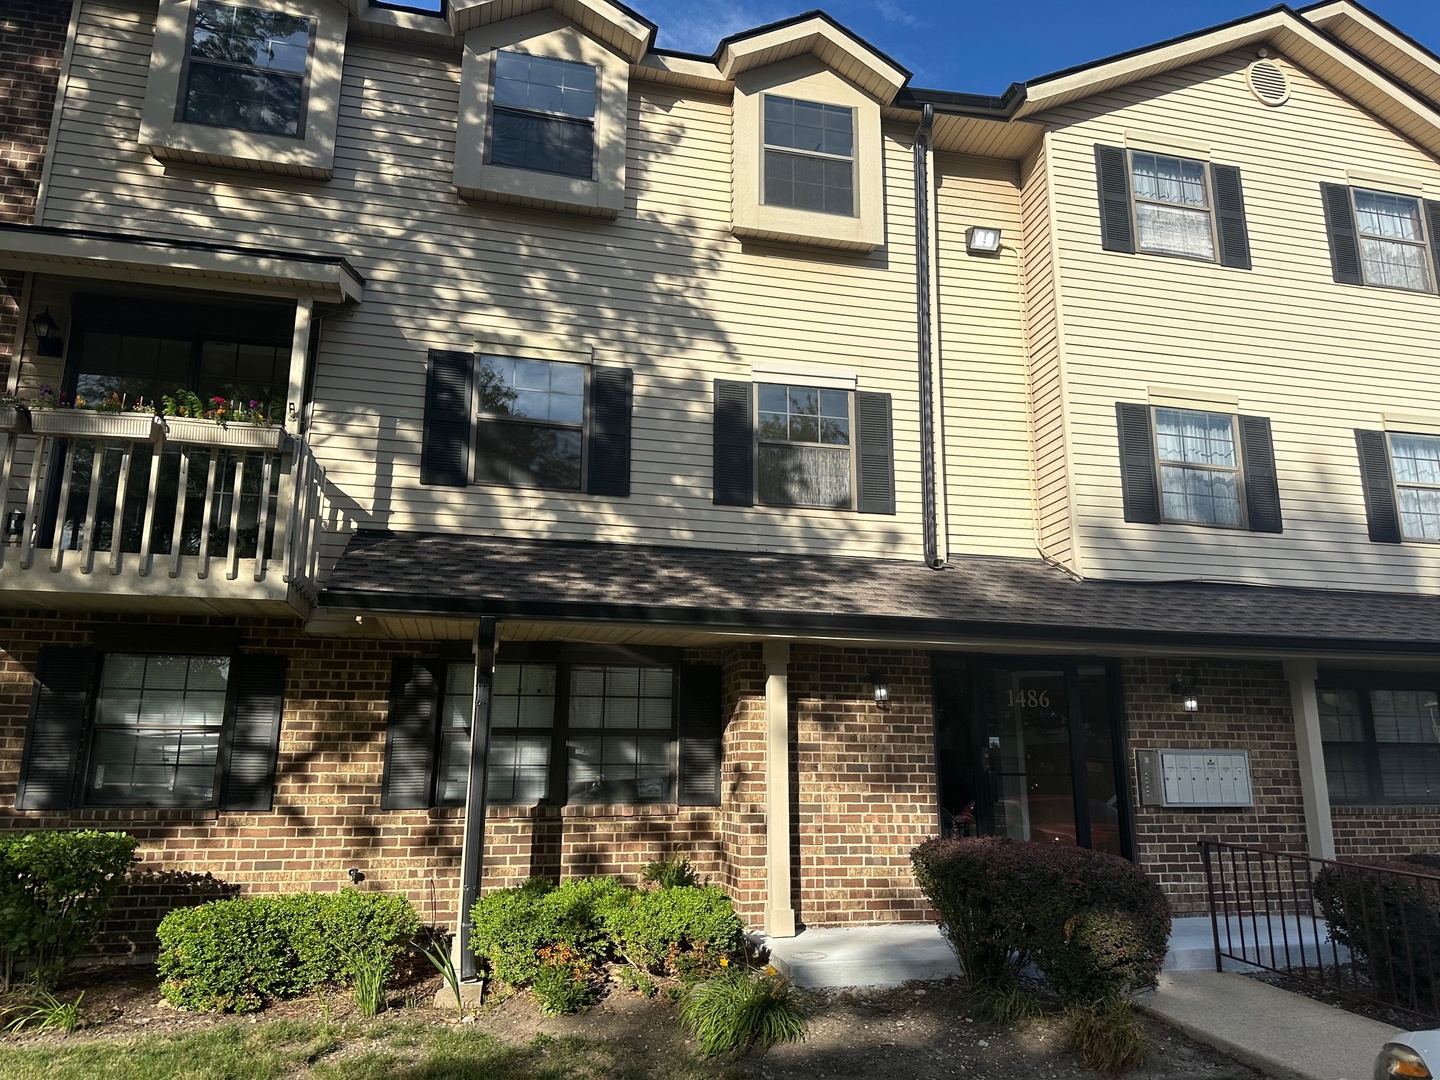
1124,658,1307,915
0,0,68,385
1333,805,1440,860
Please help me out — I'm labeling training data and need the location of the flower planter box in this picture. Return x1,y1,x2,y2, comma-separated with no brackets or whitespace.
28,410,164,444
0,406,29,435
163,417,289,451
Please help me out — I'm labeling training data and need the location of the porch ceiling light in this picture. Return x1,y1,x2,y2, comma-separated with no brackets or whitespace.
1172,675,1200,713
871,672,890,708
29,308,63,357
965,226,1002,255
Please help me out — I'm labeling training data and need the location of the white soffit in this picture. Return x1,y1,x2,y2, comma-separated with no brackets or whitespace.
717,16,909,102
1302,1,1440,109
448,0,652,62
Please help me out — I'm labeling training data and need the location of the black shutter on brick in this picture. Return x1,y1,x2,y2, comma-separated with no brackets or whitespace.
421,349,473,487
1095,145,1134,253
1356,429,1402,543
1211,164,1252,270
381,659,441,810
587,366,633,497
855,391,896,515
1115,403,1160,524
15,647,94,810
713,380,753,507
677,664,723,807
1425,201,1440,295
220,655,287,813
1322,183,1363,285
1239,415,1282,534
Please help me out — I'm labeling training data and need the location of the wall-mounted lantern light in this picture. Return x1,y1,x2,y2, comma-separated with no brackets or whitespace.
30,308,63,357
965,226,1003,255
1171,674,1200,713
871,672,890,708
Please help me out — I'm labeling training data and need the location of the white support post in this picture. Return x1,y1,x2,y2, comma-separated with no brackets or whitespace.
764,640,796,938
1285,658,1335,861
287,295,313,433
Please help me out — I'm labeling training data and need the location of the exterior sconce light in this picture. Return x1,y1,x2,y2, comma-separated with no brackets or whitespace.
346,866,365,883
1172,675,1200,713
965,226,1002,255
30,308,63,357
871,672,890,708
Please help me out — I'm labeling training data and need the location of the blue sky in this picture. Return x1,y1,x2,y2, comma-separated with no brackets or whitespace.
406,1,1440,94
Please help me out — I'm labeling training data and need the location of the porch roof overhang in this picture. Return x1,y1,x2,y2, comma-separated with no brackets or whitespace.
0,224,365,305
320,531,1440,657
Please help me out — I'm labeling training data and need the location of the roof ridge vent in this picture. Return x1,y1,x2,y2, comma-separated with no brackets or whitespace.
1247,58,1290,106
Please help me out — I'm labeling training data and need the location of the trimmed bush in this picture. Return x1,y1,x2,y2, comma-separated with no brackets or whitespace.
598,884,744,976
912,836,1171,1003
1314,858,1440,1013
156,889,420,1012
0,830,139,989
468,876,625,988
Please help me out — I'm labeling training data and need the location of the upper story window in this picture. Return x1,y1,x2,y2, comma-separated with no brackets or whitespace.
1153,407,1242,527
1093,144,1251,269
475,355,587,491
1353,189,1432,292
1115,402,1281,533
1130,153,1214,261
762,96,855,217
1320,683,1440,804
183,2,313,137
1387,432,1440,540
757,383,853,509
490,51,597,180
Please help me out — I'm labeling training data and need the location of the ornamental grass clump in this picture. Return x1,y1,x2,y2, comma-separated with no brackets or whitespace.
678,966,806,1057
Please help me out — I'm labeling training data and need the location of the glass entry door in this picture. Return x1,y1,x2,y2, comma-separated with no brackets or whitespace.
934,657,1131,858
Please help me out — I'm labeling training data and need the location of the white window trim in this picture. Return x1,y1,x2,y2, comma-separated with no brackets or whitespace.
1127,150,1219,264
1349,186,1435,293
1150,406,1248,530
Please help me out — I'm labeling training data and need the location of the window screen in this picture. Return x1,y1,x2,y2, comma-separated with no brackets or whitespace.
475,356,585,490
1153,407,1242,526
490,51,597,180
183,2,311,137
1353,189,1432,292
1130,153,1214,260
763,96,855,217
87,654,230,807
757,383,853,509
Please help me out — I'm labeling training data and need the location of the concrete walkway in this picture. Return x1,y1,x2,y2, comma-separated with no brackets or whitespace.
1136,969,1404,1080
765,924,960,988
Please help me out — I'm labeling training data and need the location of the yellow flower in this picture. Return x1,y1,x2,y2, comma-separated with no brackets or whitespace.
718,957,728,967
765,966,777,976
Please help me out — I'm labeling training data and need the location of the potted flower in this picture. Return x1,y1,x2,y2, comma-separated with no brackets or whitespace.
161,391,288,451
27,386,164,443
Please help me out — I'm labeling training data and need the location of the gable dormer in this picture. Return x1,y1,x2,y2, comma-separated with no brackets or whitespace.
721,14,909,252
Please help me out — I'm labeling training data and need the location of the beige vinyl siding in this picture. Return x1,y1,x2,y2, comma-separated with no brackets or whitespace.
1041,49,1440,593
933,152,1035,558
39,1,926,562
1020,137,1075,568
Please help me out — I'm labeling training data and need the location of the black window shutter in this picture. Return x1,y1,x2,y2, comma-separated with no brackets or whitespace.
1425,200,1440,295
1115,403,1160,524
587,366,633,497
855,391,896,515
1239,415,1282,533
1321,183,1363,285
1211,164,1252,270
1355,429,1402,543
220,655,287,813
381,658,441,810
1094,145,1134,253
421,349,473,487
15,647,94,811
677,663,723,807
713,380,753,507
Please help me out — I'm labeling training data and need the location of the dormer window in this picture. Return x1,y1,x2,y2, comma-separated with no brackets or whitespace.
762,96,855,217
491,51,597,180
182,2,313,137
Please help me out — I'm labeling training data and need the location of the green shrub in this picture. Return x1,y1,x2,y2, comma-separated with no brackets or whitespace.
348,950,390,1018
0,830,139,989
156,889,419,1013
642,857,700,889
468,877,624,987
1067,995,1146,1076
1314,858,1440,1013
597,884,744,977
678,968,806,1057
911,836,1170,1003
2,986,86,1034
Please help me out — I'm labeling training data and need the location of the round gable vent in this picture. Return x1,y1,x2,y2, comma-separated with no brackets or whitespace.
1247,59,1290,106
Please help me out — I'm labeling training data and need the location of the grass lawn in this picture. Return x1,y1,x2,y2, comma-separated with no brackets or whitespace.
0,1019,748,1080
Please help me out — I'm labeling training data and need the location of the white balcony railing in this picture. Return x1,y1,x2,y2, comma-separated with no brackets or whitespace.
0,413,327,608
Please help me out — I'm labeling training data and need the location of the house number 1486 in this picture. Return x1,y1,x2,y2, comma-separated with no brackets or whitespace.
1008,688,1051,708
